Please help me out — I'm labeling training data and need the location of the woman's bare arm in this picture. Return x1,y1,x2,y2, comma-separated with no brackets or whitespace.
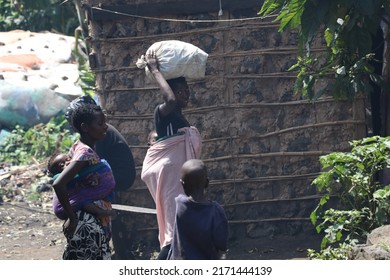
52,160,87,237
146,51,176,116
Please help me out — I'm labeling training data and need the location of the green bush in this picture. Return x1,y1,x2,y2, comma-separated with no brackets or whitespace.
309,136,390,259
0,114,78,165
307,242,354,260
0,0,78,35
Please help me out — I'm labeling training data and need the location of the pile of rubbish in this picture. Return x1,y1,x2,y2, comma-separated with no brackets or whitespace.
0,161,52,206
0,30,83,141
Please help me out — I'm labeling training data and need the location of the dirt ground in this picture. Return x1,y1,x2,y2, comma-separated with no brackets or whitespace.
0,163,322,260
0,200,321,260
0,201,64,260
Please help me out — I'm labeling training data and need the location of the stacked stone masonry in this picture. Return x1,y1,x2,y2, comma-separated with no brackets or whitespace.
84,0,367,256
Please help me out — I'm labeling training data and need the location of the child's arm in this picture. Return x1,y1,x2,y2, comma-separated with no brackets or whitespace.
82,203,117,219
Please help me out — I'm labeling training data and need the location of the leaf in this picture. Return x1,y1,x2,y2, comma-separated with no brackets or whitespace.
287,61,300,71
275,0,307,31
324,29,335,52
320,194,330,206
373,185,390,199
300,0,329,43
302,74,315,98
258,0,284,16
310,211,317,226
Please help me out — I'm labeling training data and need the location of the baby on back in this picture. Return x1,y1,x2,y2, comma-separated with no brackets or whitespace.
48,152,116,239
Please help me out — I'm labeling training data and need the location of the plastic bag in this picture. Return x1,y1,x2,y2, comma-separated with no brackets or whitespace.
136,40,208,81
0,80,72,130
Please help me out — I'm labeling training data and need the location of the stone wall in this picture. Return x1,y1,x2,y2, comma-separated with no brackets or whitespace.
83,0,367,257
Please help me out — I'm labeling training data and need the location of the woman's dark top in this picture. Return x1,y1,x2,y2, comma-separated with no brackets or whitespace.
95,124,135,192
154,105,189,140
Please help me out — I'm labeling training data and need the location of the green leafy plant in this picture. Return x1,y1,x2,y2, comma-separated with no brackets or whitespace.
259,0,389,100
0,114,78,165
373,185,390,224
313,208,369,249
0,0,78,35
309,136,390,259
73,27,96,98
307,242,354,260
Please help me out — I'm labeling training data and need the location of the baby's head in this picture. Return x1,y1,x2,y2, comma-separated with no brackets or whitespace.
47,153,69,177
147,130,158,146
180,159,208,196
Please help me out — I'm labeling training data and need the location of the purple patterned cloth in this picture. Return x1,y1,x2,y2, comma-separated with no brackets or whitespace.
52,159,115,220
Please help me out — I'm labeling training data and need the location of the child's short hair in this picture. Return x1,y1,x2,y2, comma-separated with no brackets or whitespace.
71,103,103,133
181,159,208,195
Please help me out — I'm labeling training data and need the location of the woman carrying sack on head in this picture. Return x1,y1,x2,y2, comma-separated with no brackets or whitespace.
141,49,202,260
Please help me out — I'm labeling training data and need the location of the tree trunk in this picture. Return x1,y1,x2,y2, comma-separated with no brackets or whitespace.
381,16,390,136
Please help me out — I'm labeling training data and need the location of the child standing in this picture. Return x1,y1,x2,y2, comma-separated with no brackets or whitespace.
168,159,228,260
52,103,115,260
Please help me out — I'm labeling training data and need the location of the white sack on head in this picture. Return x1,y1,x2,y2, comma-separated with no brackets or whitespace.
136,40,208,82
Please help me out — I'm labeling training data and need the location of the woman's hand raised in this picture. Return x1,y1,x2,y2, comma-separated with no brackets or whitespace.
146,51,159,73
